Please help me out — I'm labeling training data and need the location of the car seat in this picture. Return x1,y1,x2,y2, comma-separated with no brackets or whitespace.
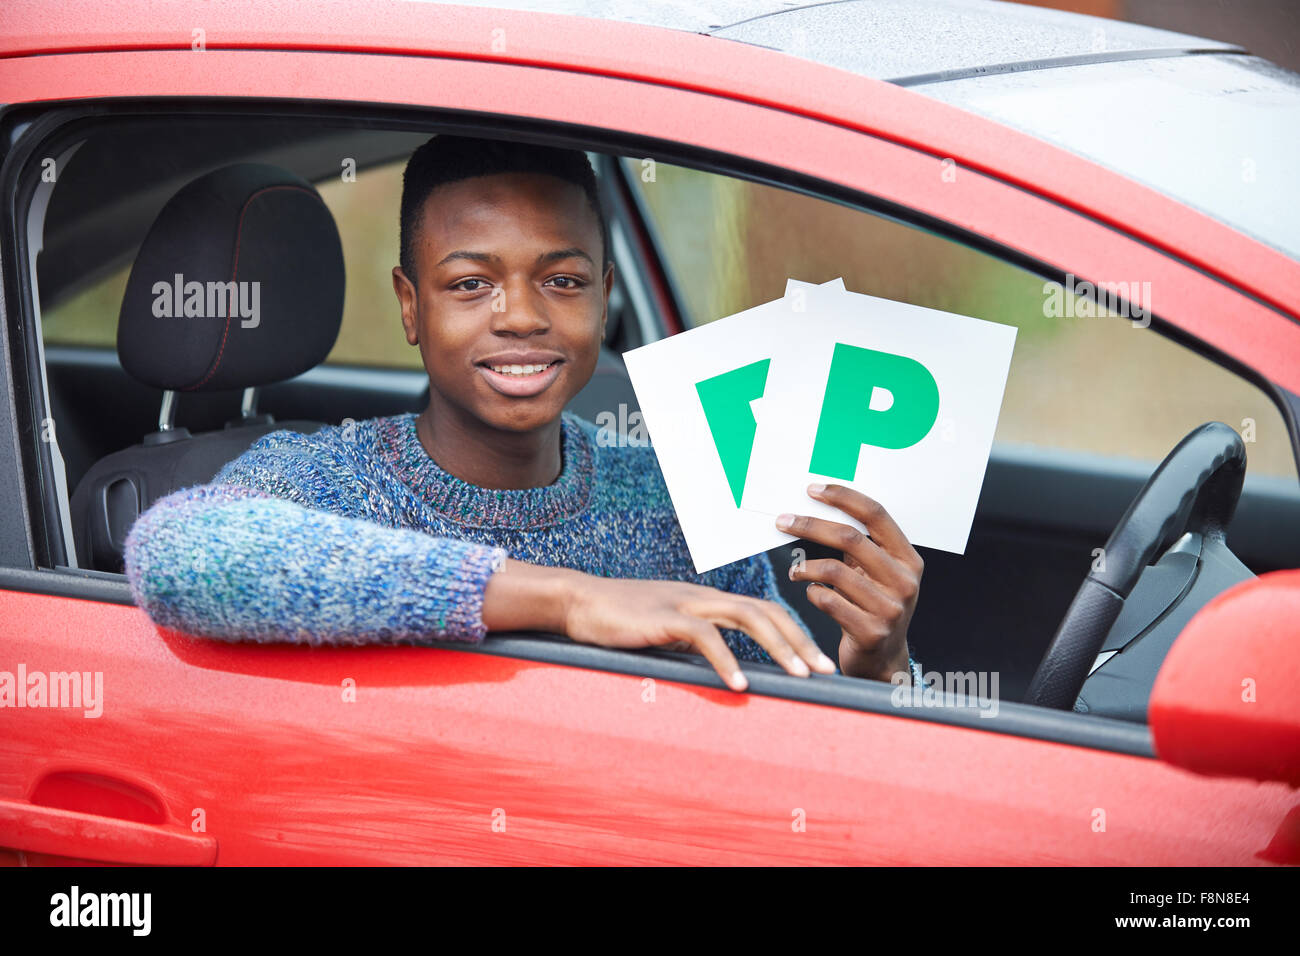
70,163,345,572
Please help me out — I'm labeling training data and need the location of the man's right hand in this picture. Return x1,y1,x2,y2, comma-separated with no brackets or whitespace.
482,560,835,691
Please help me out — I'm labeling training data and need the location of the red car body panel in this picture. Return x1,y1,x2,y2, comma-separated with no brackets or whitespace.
0,1,1296,864
1151,570,1300,789
0,591,1294,865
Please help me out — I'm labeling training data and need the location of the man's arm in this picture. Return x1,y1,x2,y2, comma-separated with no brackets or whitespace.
126,428,838,688
125,427,513,644
124,481,507,644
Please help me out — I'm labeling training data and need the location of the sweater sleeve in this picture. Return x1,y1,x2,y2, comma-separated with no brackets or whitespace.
123,438,507,646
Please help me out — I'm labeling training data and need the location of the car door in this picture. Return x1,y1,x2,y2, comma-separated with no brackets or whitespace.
1,5,1297,864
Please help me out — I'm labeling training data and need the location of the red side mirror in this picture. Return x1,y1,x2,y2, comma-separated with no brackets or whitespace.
1150,569,1300,787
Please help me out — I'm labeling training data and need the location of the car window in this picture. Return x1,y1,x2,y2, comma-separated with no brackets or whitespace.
18,113,1299,738
42,151,633,372
628,159,1299,480
39,264,124,351
313,159,419,369
41,160,420,370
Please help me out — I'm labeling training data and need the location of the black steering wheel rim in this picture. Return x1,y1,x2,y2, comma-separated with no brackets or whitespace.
1024,422,1246,710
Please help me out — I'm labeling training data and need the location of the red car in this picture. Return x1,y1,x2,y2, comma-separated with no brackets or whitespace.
0,0,1297,865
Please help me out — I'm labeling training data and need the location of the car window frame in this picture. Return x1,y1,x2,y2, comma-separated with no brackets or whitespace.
2,93,1298,756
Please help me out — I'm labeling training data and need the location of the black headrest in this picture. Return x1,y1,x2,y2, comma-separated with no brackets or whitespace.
117,163,344,392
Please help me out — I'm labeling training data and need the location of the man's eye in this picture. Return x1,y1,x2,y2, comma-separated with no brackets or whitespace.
547,276,585,290
452,278,488,292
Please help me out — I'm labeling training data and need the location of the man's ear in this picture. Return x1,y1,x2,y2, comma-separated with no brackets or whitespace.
392,266,420,346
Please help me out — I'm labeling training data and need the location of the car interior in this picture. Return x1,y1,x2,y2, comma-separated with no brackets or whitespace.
24,111,1300,721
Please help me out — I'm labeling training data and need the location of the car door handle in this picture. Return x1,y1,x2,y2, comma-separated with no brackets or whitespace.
0,799,217,865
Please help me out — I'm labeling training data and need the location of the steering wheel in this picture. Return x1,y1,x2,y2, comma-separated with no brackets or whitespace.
1024,422,1246,710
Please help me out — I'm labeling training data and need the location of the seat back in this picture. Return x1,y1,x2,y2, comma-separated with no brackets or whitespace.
71,163,345,571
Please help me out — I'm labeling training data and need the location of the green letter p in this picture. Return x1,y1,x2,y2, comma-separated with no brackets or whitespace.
808,344,939,480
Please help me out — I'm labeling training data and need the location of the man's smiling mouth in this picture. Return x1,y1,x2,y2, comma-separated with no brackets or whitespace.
475,352,565,397
485,361,560,376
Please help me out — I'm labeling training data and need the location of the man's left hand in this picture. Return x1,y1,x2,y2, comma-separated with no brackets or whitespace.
776,484,923,683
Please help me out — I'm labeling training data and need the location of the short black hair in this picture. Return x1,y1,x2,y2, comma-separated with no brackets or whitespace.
399,134,610,283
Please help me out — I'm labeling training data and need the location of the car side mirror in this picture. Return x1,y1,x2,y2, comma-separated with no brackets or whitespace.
1149,569,1300,787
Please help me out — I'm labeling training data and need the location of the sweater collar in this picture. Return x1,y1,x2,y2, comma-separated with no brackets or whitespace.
375,412,594,529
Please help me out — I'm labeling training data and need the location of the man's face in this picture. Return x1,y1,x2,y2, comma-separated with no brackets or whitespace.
393,171,613,433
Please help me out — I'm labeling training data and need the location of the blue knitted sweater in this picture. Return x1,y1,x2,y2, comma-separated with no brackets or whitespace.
123,410,821,664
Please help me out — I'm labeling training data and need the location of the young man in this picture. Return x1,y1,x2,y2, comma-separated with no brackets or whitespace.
125,134,924,691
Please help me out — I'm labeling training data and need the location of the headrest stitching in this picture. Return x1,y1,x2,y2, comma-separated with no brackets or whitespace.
184,184,322,391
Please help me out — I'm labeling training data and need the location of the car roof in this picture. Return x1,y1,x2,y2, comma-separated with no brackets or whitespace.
423,1,1299,262
435,0,1241,80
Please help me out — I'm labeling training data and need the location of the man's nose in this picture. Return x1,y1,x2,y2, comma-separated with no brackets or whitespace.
489,280,551,334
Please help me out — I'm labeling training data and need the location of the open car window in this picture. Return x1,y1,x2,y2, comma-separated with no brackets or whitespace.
13,108,1300,738
628,158,1299,479
43,148,640,373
